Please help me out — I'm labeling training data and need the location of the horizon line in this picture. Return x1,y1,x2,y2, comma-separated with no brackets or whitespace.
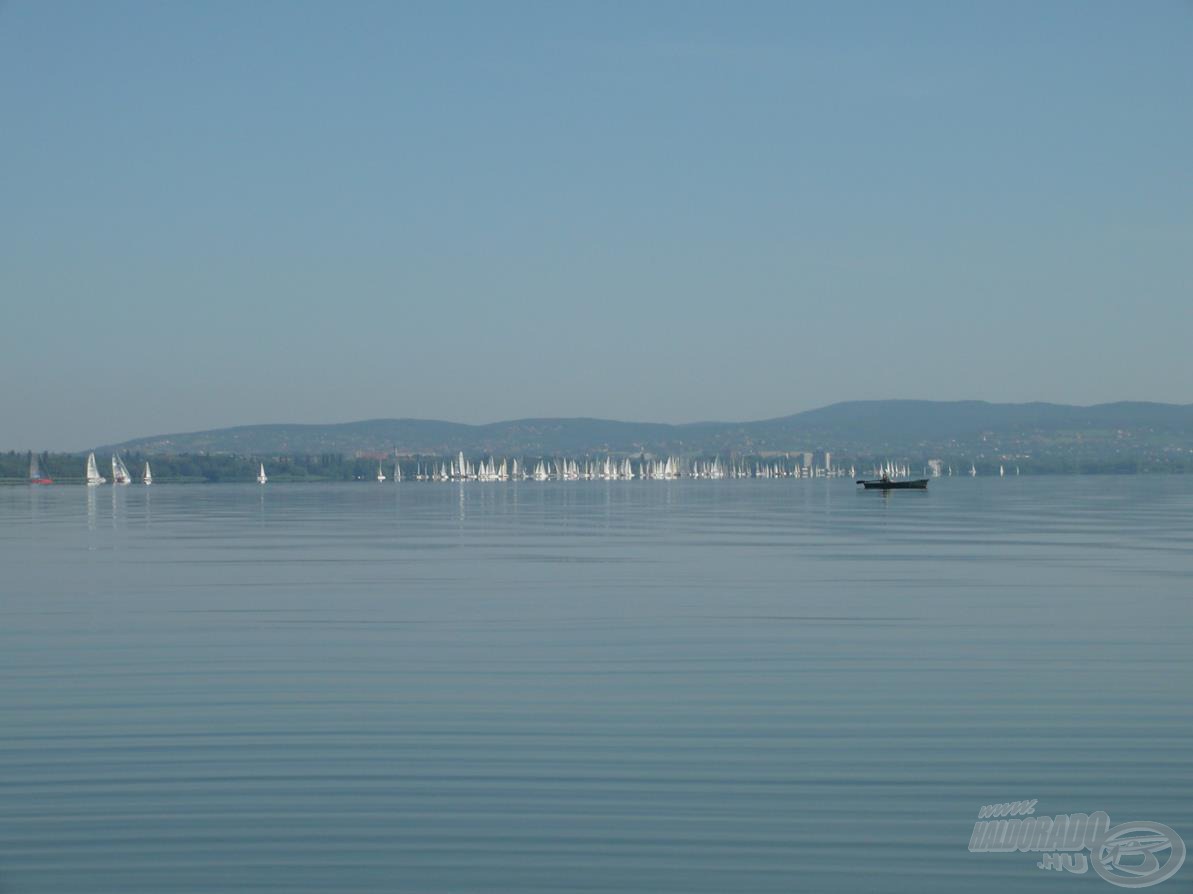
55,396,1193,454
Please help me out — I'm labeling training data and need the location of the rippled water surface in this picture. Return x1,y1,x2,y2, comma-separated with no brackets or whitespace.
2,478,1191,892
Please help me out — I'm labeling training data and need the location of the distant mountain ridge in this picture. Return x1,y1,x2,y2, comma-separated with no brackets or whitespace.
101,400,1193,459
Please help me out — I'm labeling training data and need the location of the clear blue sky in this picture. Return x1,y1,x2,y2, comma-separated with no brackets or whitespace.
2,1,1191,450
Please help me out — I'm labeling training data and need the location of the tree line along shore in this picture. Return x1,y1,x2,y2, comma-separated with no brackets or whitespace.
2,450,1188,483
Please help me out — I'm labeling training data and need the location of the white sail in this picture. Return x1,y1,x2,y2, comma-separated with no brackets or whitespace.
111,453,132,485
85,452,106,486
257,463,268,484
143,461,153,485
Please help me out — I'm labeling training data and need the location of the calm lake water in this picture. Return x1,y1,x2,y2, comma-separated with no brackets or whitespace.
2,477,1191,893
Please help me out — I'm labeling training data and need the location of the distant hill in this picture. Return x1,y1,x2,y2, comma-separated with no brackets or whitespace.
101,401,1193,463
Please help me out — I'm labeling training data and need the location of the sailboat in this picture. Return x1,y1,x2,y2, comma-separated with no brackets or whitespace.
970,463,977,477
999,464,1005,478
143,461,153,485
376,463,386,483
257,463,268,484
111,453,132,485
85,452,106,486
28,453,52,485
393,462,402,483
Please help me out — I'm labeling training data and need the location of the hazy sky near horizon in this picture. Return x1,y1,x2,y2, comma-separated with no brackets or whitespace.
2,1,1191,449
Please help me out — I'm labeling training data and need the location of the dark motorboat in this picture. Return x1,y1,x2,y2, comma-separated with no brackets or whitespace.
857,475,928,490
